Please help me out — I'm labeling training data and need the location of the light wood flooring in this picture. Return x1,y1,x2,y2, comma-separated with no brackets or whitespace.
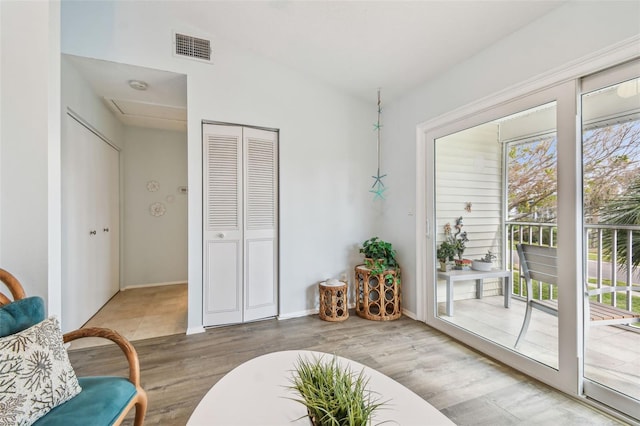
68,309,627,425
69,284,187,349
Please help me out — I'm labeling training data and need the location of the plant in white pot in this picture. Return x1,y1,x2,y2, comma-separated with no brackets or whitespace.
472,250,496,272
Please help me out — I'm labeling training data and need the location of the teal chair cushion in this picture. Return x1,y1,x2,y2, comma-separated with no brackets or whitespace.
0,296,45,337
33,377,137,426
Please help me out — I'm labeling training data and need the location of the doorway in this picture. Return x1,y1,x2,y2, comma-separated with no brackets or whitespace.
61,54,188,345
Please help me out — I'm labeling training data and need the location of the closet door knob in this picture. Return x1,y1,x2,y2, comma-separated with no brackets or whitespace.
89,230,97,236
217,233,225,238
103,228,109,232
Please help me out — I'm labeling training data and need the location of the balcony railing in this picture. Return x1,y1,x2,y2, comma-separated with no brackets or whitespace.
506,222,639,316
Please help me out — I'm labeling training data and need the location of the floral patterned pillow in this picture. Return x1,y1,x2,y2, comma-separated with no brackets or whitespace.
0,317,81,425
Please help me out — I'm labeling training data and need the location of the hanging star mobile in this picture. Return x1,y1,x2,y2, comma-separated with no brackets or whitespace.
370,89,387,200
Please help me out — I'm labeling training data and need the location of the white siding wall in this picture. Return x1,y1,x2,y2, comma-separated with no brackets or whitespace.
435,123,503,301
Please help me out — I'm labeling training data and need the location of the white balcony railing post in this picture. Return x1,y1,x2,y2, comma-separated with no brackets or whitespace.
506,222,639,314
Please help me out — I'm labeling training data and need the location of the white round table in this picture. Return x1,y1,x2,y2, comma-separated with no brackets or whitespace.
187,350,455,425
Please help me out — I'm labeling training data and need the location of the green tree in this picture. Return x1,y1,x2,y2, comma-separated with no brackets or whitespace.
600,176,640,270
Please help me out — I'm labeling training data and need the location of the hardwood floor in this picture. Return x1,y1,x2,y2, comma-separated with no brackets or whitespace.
68,312,624,426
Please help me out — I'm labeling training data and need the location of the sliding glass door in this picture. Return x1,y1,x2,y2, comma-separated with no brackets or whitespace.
434,102,560,369
581,61,640,416
425,81,580,395
422,60,640,420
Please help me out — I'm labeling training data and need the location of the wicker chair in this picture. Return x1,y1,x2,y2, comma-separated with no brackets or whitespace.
0,268,147,425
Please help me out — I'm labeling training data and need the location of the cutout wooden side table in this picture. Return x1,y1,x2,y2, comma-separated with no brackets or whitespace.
355,265,401,321
318,280,349,322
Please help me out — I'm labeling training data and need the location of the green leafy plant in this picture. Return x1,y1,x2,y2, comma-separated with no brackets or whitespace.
289,354,387,426
359,237,399,275
437,241,457,262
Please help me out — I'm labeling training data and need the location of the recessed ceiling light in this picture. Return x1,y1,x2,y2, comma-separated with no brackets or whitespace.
128,79,148,91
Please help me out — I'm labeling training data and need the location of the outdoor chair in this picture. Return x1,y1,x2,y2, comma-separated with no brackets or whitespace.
515,244,640,348
0,268,147,425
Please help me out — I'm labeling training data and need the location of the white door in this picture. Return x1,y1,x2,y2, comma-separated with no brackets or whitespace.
203,125,244,325
95,138,120,306
62,115,93,332
580,61,640,418
62,114,120,332
203,124,278,326
243,127,278,321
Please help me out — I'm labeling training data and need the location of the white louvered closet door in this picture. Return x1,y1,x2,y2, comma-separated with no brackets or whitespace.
202,124,278,326
203,125,244,325
243,127,278,322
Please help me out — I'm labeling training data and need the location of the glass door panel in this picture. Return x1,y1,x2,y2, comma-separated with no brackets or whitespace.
582,75,640,406
434,102,559,369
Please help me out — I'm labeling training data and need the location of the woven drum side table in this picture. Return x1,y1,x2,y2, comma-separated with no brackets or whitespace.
355,265,401,321
318,280,349,322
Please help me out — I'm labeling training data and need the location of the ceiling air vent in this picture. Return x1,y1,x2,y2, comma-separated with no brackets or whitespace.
174,32,211,63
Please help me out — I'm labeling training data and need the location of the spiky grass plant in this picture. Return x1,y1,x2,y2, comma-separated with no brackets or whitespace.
289,354,387,426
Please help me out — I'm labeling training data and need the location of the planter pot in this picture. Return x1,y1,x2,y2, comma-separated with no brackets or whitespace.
472,260,493,271
355,265,401,321
454,259,472,270
439,261,451,272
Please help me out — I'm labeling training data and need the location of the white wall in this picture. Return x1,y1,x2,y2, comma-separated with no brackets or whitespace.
0,1,58,311
61,56,124,149
122,127,188,287
382,0,640,316
61,1,374,329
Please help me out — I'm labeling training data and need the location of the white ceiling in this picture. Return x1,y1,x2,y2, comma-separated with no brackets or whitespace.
64,54,188,131
65,1,566,130
187,1,566,103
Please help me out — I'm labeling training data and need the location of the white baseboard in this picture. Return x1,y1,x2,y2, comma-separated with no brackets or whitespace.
278,303,357,320
121,280,187,290
402,309,418,320
278,308,318,320
186,326,205,335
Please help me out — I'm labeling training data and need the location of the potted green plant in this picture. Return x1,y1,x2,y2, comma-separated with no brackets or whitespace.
437,240,457,271
359,237,399,275
472,250,496,272
289,354,387,426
